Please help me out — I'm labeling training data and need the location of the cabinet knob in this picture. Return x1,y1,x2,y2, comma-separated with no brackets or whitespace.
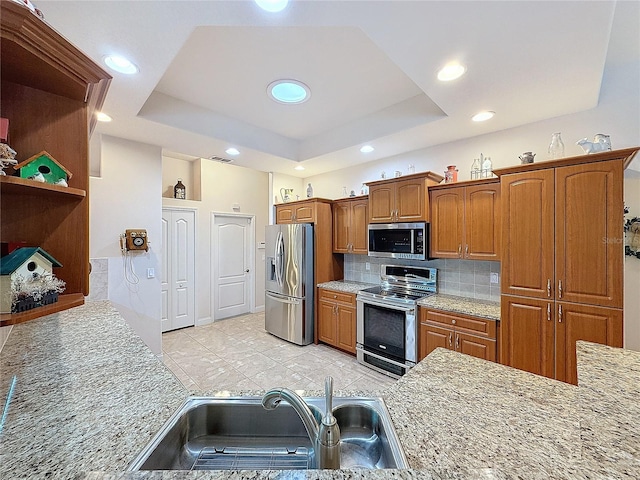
333,295,337,299
451,319,456,325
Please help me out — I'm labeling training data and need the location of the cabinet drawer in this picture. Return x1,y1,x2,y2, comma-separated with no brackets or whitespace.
319,288,356,306
421,309,496,339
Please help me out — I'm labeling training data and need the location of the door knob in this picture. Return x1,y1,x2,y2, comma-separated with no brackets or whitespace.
245,269,250,273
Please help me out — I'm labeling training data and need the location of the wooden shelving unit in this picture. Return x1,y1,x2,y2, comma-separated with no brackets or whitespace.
0,0,111,325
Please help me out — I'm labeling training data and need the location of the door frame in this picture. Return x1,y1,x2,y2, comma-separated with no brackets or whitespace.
161,206,198,332
211,212,256,320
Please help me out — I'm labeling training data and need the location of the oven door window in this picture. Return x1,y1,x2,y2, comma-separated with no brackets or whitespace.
362,303,406,360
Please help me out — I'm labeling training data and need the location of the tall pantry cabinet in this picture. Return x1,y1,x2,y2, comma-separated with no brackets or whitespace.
496,148,638,384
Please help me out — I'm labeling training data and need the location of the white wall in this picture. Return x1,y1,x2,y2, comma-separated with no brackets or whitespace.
272,172,304,205
162,157,269,324
90,135,163,354
624,174,640,351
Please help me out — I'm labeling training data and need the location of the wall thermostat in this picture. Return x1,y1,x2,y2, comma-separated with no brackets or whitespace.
124,229,148,251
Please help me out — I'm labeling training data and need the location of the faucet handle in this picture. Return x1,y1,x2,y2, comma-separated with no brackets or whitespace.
324,376,334,418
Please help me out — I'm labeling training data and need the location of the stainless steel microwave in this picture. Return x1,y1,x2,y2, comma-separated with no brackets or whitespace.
368,222,427,260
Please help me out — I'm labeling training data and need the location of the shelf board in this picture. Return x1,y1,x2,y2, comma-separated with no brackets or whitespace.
0,175,86,198
0,293,84,327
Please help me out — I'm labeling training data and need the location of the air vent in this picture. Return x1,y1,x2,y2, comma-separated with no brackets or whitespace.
209,156,233,163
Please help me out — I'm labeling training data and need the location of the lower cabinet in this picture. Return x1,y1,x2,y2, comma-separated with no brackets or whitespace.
318,288,357,354
500,295,623,384
418,308,497,362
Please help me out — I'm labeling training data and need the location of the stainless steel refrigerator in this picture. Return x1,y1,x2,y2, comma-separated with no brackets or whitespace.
265,223,314,345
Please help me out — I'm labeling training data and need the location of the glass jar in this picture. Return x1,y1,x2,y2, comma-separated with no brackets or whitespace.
548,132,565,159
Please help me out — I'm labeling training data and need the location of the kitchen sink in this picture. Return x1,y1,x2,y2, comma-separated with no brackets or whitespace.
127,396,407,471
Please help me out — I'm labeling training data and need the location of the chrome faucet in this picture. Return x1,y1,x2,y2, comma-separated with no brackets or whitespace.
262,376,341,469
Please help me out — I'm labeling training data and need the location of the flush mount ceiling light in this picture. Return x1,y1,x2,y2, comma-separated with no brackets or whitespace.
225,147,240,156
268,79,310,104
294,165,305,171
437,62,466,81
360,145,375,153
255,0,289,12
103,55,138,74
472,110,495,122
96,112,112,122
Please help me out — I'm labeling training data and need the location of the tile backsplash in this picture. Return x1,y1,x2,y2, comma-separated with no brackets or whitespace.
344,255,501,302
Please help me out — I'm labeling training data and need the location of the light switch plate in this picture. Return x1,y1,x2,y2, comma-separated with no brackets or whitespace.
490,272,499,284
147,268,155,279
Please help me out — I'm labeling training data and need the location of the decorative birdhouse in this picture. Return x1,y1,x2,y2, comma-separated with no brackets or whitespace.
15,151,72,186
0,247,65,314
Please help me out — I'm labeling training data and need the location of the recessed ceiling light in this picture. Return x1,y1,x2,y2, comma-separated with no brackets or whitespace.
437,63,466,81
225,147,240,156
104,55,138,74
96,112,112,122
268,80,310,104
472,110,495,122
294,165,305,171
360,145,375,153
255,0,289,13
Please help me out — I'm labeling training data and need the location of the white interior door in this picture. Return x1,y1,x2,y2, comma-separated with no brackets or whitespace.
213,214,254,320
162,208,195,332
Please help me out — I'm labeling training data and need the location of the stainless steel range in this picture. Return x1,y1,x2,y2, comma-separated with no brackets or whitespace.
356,264,437,378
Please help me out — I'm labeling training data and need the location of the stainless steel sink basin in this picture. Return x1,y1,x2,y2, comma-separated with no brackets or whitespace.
128,396,407,471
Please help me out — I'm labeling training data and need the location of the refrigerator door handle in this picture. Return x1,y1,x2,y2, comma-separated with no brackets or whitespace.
266,291,301,305
274,231,284,287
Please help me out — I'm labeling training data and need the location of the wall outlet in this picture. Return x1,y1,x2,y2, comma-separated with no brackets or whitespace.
147,268,155,279
490,272,499,284
365,262,371,271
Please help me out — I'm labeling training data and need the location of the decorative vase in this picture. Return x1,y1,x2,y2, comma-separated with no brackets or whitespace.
519,152,536,164
548,132,565,159
174,178,186,199
306,183,313,198
444,165,458,183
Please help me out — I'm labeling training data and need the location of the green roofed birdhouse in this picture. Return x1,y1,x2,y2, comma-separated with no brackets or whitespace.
0,247,65,314
15,150,72,186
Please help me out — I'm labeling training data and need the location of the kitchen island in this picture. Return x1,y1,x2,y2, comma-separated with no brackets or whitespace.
0,301,638,479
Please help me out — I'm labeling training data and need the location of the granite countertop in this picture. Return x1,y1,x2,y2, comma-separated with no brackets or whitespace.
418,294,500,321
317,280,376,293
318,282,500,321
1,302,638,479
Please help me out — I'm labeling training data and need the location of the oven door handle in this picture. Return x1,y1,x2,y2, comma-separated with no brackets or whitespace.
356,297,415,312
356,345,412,370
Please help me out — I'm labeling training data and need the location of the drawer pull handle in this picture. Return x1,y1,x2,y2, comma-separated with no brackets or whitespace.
448,332,453,347
558,304,563,323
547,303,551,321
558,280,563,298
455,334,460,350
547,278,551,298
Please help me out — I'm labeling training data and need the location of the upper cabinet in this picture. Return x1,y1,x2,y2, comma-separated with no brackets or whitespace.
275,198,332,224
429,179,501,260
366,172,443,223
499,157,626,307
0,0,111,325
333,196,368,254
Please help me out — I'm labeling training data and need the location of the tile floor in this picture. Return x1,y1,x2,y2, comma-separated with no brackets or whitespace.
162,312,397,393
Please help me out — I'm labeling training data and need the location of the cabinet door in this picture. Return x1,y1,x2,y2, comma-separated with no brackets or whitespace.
368,184,395,223
430,188,464,258
456,332,497,362
294,203,316,223
501,169,555,298
500,295,555,379
396,178,427,222
317,300,337,345
336,306,357,354
418,322,453,361
555,161,623,308
276,205,294,224
555,302,623,385
332,201,350,253
465,183,501,260
350,199,369,254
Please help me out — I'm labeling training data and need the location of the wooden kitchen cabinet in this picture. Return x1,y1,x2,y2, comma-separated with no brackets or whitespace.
317,288,357,354
276,198,330,224
0,0,111,326
366,172,443,223
418,308,497,362
501,295,623,384
429,179,500,260
333,196,368,254
495,148,638,384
